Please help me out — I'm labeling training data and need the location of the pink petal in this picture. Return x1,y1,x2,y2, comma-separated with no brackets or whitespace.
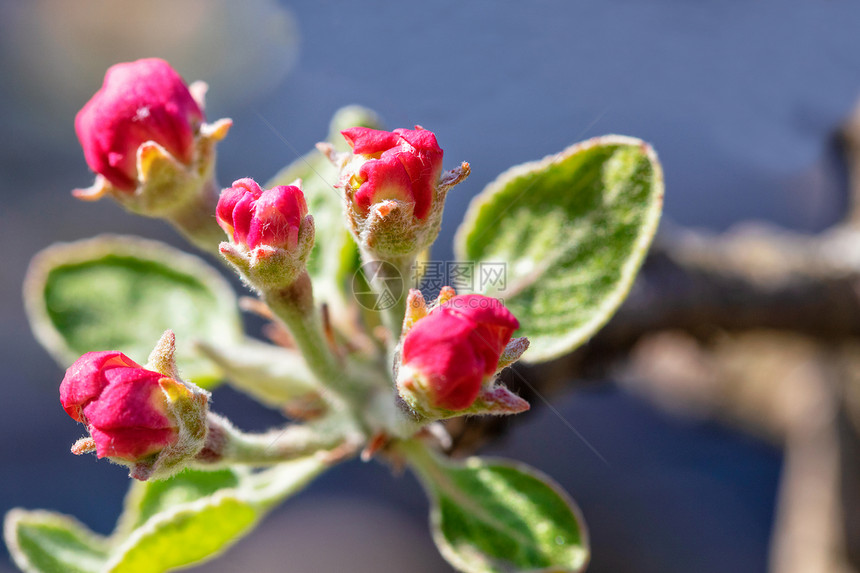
59,351,141,422
83,368,171,430
394,127,442,154
216,186,246,235
90,426,178,460
342,127,402,155
74,58,203,191
402,310,485,410
231,192,256,245
247,185,306,249
354,156,413,213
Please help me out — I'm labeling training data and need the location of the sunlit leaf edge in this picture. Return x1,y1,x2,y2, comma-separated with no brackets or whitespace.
104,458,326,573
23,234,242,375
4,508,109,573
453,135,664,363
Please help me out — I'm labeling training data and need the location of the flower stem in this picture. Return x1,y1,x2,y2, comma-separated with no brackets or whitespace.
166,176,225,254
359,251,413,344
393,438,446,489
262,271,369,406
196,413,359,467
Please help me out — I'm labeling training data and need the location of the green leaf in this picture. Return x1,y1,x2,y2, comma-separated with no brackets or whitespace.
3,464,324,573
455,136,663,363
194,338,318,407
266,105,382,317
24,235,243,387
106,459,326,573
115,468,241,536
404,444,589,573
106,499,256,573
4,509,109,573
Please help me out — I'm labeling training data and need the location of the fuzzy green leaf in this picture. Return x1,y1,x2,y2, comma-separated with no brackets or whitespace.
455,136,663,363
266,105,382,316
24,235,242,387
105,498,256,573
406,446,589,573
106,459,326,573
194,339,318,407
4,510,109,573
115,468,242,536
4,462,326,573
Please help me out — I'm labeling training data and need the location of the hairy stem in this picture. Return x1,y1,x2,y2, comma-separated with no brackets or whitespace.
394,438,441,487
358,250,413,347
166,176,225,254
262,271,373,412
196,413,359,467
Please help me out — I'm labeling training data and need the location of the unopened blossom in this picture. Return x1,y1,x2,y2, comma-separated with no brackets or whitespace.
75,58,204,191
216,178,315,291
216,178,308,251
60,350,208,479
398,294,521,412
321,125,468,260
340,127,444,221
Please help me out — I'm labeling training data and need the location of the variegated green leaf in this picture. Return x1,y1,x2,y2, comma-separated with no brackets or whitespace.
404,443,589,573
455,136,663,363
24,235,242,387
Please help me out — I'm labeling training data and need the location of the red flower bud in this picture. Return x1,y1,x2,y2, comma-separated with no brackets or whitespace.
217,178,309,251
75,58,204,191
60,352,186,462
340,126,443,220
59,351,140,423
400,295,519,411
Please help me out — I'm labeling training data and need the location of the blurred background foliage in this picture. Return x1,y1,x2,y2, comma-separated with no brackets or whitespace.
2,1,860,572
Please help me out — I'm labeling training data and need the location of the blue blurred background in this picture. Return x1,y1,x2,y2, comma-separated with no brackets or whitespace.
2,1,859,571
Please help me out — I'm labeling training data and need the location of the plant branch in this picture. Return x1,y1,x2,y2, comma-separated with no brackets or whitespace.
358,250,413,344
195,413,360,467
261,271,367,404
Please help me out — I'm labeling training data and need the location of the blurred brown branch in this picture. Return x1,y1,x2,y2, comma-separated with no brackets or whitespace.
447,99,860,573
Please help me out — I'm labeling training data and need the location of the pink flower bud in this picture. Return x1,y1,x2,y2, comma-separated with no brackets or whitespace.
400,294,519,411
340,126,443,220
217,178,309,251
75,58,204,191
60,352,186,462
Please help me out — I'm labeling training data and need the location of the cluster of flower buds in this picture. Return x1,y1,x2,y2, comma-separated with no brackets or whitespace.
74,58,231,221
321,127,470,260
216,178,315,290
64,57,533,482
395,288,530,420
59,333,209,480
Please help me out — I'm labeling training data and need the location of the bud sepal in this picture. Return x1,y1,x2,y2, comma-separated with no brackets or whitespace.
74,117,231,217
